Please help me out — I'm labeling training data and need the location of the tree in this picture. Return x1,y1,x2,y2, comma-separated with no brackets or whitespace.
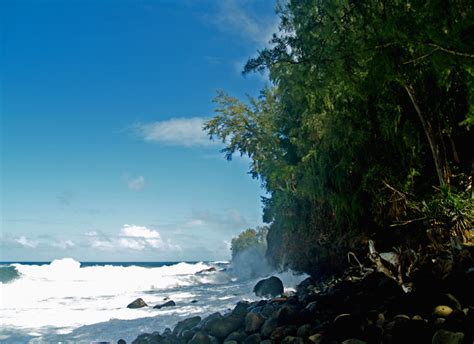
231,227,268,260
206,0,474,276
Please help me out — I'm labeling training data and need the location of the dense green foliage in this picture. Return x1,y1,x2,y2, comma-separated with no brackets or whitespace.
205,0,474,276
231,227,268,260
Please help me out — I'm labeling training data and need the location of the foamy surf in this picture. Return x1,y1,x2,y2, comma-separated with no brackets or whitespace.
0,258,307,343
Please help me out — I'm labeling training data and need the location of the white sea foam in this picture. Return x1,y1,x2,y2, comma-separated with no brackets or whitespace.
0,258,308,343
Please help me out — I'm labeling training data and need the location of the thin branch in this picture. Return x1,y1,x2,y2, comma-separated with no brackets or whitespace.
403,47,440,65
425,43,474,59
390,217,427,227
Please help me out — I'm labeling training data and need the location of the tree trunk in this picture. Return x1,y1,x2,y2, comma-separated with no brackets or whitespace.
404,84,450,186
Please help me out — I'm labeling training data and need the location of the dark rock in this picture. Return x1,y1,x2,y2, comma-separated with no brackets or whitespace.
362,324,382,343
276,304,301,326
244,312,265,333
197,312,222,330
172,316,201,336
242,333,261,344
196,267,217,275
191,299,198,303
132,332,162,344
296,324,312,338
260,317,278,338
432,329,464,344
127,298,148,309
188,331,211,344
270,326,297,342
341,340,367,344
232,301,250,318
153,300,176,309
260,340,272,344
223,341,238,344
205,314,243,339
117,340,126,344
282,336,305,344
331,313,362,339
253,276,284,298
224,331,246,343
182,330,196,342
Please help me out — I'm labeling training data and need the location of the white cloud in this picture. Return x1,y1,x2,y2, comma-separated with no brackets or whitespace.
87,224,180,252
90,239,114,250
16,236,38,248
128,176,145,191
213,0,279,45
53,240,75,249
120,224,161,239
132,117,216,147
84,231,98,237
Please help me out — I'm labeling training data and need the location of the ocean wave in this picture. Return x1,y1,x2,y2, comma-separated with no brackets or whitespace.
0,265,21,284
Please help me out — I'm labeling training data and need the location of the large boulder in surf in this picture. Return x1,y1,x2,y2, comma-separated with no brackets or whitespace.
127,298,148,309
153,300,176,309
253,276,284,298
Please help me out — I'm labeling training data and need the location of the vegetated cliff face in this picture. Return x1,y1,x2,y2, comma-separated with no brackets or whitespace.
205,0,473,278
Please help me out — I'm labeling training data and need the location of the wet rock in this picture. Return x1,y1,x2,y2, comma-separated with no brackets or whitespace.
434,305,453,317
253,276,284,298
188,331,211,344
276,304,301,326
332,313,362,339
242,333,261,344
260,340,272,344
127,298,148,309
444,293,462,310
308,333,322,344
296,324,312,338
270,326,297,342
154,300,176,309
172,316,201,336
132,332,162,344
117,340,126,344
223,341,238,344
341,340,367,344
282,336,305,344
432,329,465,344
224,331,246,343
260,317,278,338
232,301,250,318
205,314,243,339
244,312,265,333
196,267,217,274
197,312,222,330
182,330,196,342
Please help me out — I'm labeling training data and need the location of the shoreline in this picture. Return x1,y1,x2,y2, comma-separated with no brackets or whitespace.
128,249,473,344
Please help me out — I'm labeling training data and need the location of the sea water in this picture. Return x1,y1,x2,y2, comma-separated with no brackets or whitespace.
0,258,307,343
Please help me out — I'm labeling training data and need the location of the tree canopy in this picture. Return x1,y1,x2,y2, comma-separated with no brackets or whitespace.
205,0,473,276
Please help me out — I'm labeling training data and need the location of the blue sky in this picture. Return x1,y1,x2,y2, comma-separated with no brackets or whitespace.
0,0,278,261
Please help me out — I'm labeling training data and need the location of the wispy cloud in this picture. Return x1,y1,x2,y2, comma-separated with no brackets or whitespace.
213,0,278,45
15,235,38,248
131,117,216,147
86,224,180,252
128,176,145,191
52,239,75,249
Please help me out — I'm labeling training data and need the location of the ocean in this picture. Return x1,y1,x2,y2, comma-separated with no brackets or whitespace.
0,258,306,343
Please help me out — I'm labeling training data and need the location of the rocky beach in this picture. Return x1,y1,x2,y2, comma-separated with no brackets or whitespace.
127,244,473,344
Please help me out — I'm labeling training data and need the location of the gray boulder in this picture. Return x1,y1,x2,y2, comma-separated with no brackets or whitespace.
154,300,176,309
253,276,284,298
173,316,201,337
127,298,148,309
